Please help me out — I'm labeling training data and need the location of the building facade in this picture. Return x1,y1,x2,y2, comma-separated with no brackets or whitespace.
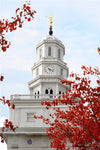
5,25,70,150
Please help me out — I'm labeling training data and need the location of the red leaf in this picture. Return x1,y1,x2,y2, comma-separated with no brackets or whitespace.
6,100,9,104
9,121,12,125
41,101,44,105
34,115,37,119
70,73,74,77
5,123,9,128
26,6,31,12
97,80,100,84
1,139,4,143
20,11,23,17
25,16,27,19
2,47,6,52
8,103,10,107
34,10,37,13
98,47,100,54
0,75,4,81
28,18,31,22
19,24,22,28
16,8,20,13
7,45,9,48
81,65,86,70
23,4,26,9
2,127,5,132
5,119,8,123
97,86,100,91
12,104,15,109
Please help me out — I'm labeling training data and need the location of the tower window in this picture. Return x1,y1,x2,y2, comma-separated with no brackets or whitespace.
37,91,39,98
59,91,61,98
59,91,61,94
35,92,36,99
61,69,63,75
50,89,53,94
48,47,51,56
45,89,48,94
58,49,60,58
40,49,42,58
36,68,39,75
50,89,53,98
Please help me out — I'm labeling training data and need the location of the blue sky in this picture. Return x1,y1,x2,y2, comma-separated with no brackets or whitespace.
0,0,100,149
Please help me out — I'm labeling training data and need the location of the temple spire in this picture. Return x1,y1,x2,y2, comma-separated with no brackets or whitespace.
47,15,53,35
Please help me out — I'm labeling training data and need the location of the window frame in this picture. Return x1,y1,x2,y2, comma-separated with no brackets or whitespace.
27,113,35,122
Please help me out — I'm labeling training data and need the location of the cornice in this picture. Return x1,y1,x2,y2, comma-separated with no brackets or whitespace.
31,58,68,70
2,127,47,136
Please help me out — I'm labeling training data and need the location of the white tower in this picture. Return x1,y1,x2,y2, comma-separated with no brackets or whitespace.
28,34,69,98
5,18,69,150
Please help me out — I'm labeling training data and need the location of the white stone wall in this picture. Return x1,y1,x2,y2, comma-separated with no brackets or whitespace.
7,135,54,150
6,35,70,150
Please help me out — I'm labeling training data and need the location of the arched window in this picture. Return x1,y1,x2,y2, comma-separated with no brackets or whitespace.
45,89,48,94
59,91,61,94
58,49,60,58
36,68,39,75
61,68,63,75
50,89,53,95
59,91,61,98
37,91,39,98
40,49,42,58
50,89,53,98
35,92,36,99
48,47,51,56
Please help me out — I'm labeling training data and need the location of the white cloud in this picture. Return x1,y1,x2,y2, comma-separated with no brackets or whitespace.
0,117,6,127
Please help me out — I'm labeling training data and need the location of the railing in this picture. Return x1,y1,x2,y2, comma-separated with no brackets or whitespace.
10,94,63,101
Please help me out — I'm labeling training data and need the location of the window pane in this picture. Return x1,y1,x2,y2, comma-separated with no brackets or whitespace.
36,68,38,75
61,69,63,75
40,49,42,58
45,89,48,94
59,91,61,94
50,89,53,94
58,49,60,58
48,47,51,56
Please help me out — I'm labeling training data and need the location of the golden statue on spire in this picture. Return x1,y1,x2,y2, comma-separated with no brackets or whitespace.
46,15,53,35
47,15,52,28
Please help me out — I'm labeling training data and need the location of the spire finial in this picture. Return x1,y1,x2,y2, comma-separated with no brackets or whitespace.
47,15,53,35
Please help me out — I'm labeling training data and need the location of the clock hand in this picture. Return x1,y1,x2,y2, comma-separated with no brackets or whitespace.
48,67,51,71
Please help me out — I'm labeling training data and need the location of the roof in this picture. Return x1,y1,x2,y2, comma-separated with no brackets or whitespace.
36,35,65,49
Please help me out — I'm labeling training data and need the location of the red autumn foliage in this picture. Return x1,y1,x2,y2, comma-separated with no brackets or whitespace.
0,96,15,109
0,1,36,52
0,75,4,81
98,47,100,54
0,1,36,143
36,66,100,150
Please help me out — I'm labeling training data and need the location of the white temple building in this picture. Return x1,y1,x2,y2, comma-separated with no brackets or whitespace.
5,17,70,150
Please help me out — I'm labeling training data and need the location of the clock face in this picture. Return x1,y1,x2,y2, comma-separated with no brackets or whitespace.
45,65,54,74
